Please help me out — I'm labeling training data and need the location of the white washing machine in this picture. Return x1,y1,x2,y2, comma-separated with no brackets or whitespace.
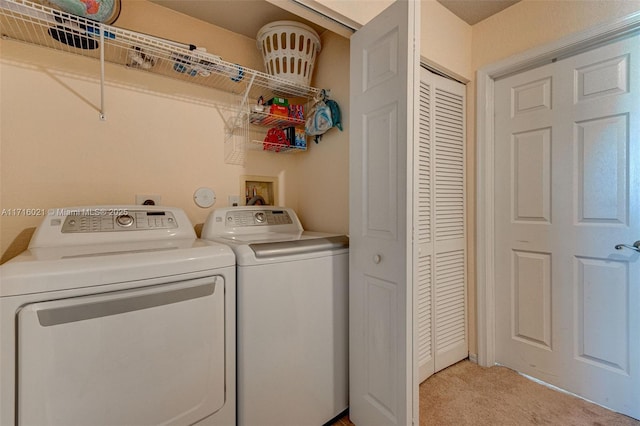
0,205,235,426
201,206,349,426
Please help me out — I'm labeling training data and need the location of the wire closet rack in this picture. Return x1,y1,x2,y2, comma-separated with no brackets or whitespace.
0,0,321,162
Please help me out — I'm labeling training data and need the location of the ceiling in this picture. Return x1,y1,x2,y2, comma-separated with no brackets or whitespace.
437,0,521,25
148,1,326,39
148,0,521,39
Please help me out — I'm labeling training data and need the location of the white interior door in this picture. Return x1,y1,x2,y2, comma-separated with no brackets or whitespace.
416,69,467,382
349,0,419,424
494,33,639,418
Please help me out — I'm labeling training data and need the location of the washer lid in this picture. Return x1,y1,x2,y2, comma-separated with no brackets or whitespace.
212,231,349,265
217,232,304,243
249,235,348,258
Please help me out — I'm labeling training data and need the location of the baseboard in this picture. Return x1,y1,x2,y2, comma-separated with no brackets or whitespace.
468,353,478,364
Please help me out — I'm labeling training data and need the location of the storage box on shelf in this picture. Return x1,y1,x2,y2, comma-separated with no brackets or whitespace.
247,126,306,153
0,0,320,163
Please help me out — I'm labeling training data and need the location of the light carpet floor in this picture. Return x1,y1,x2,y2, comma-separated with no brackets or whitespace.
333,360,639,425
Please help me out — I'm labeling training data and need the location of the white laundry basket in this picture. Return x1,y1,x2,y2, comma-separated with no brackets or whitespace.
257,21,321,86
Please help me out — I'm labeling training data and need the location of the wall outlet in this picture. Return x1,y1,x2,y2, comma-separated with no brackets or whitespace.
135,194,162,206
228,195,240,206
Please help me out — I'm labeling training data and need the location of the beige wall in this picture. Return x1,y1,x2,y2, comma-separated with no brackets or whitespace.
292,31,350,233
310,0,473,81
421,0,472,81
472,0,640,72
0,0,350,258
117,0,264,70
314,0,393,26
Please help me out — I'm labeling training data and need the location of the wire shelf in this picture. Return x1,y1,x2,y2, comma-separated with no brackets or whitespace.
0,0,322,101
248,140,307,153
248,110,305,128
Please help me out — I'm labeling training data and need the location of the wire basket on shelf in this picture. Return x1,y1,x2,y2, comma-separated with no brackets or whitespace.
257,21,321,87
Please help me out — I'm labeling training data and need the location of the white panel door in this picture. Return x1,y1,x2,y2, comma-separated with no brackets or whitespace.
349,0,419,424
494,34,639,418
416,69,467,382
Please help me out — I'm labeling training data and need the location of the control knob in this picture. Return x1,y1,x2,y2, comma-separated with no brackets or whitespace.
116,214,134,227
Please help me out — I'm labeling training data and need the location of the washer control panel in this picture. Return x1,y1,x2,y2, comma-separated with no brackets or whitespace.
225,209,293,227
62,210,178,233
202,206,304,238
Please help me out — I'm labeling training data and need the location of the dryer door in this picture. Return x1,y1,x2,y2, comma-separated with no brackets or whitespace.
16,276,225,426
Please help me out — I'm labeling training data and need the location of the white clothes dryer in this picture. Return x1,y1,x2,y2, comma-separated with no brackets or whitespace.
201,206,349,426
0,206,235,426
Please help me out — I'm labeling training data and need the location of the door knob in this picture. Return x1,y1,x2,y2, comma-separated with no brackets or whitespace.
373,254,382,264
614,240,640,253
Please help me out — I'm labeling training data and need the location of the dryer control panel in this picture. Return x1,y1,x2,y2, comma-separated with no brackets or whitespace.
61,210,178,233
29,206,196,248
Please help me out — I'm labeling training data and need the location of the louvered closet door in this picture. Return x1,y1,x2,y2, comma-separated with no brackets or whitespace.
416,68,467,382
416,75,434,381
